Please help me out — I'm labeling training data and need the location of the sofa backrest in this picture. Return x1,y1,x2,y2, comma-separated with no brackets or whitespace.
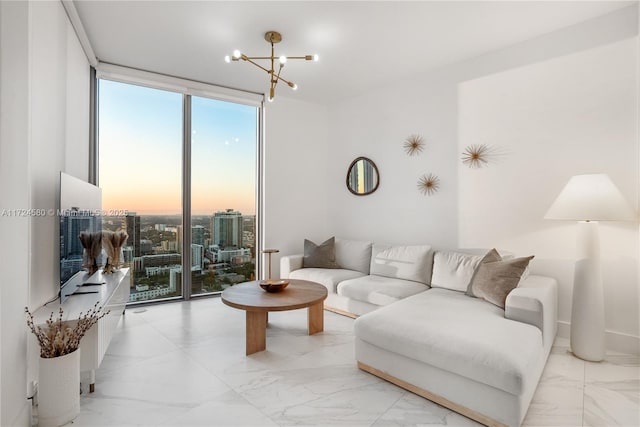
431,249,520,293
335,238,373,274
431,250,483,292
369,244,434,285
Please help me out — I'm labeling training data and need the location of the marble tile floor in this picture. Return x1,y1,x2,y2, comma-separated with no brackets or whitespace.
67,297,638,427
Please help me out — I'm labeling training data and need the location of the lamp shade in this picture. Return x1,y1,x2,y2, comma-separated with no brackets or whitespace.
544,173,635,221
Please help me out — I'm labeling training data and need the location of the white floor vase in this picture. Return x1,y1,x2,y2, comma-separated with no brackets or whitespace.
38,349,80,427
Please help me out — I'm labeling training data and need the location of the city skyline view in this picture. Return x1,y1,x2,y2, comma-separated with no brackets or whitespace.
97,79,258,303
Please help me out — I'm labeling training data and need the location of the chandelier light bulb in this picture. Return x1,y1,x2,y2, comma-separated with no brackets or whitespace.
313,54,319,62
225,31,317,101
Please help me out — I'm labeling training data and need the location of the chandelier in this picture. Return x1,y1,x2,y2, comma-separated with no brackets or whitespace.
225,31,318,102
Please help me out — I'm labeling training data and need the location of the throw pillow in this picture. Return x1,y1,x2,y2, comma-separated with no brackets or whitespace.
335,238,373,274
303,237,340,269
431,250,483,292
466,248,534,308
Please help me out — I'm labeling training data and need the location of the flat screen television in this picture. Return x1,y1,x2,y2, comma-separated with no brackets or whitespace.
59,172,103,302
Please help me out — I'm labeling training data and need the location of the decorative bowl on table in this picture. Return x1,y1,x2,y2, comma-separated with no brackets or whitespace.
259,279,290,293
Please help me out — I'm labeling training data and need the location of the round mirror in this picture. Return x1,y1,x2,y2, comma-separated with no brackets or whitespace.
346,157,380,196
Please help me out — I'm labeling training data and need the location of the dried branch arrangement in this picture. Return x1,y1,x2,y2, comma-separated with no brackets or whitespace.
417,173,440,196
25,303,109,358
403,134,425,156
79,231,102,275
102,230,128,273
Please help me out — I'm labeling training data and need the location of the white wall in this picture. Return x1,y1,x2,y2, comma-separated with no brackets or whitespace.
263,97,330,278
637,0,640,358
459,38,638,353
29,0,90,309
326,5,639,353
0,1,90,423
326,77,459,248
0,2,31,425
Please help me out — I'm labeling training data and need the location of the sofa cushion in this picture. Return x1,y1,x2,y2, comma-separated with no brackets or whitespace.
303,237,339,269
354,288,543,395
289,268,365,293
369,244,433,284
431,250,482,292
466,249,534,308
337,275,429,307
335,238,373,274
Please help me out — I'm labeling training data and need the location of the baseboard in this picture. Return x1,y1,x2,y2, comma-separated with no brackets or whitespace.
323,305,358,319
557,321,640,355
357,361,508,427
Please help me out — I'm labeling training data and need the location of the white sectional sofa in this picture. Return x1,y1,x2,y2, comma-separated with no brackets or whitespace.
280,238,557,427
281,239,435,317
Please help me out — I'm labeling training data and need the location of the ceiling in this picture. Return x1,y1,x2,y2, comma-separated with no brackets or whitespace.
72,1,635,105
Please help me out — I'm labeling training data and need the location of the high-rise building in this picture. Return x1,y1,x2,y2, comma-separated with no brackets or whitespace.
122,247,133,263
176,225,182,254
242,215,255,234
212,209,243,248
62,215,95,258
121,212,141,257
192,225,205,247
177,225,206,253
191,244,204,269
242,215,256,248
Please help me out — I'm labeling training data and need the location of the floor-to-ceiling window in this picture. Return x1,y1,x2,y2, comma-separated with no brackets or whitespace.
97,78,260,303
190,96,258,295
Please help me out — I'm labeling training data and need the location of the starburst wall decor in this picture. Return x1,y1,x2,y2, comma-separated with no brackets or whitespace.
417,173,440,196
403,134,425,156
461,144,491,168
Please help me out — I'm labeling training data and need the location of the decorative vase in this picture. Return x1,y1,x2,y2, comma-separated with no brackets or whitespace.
38,349,80,427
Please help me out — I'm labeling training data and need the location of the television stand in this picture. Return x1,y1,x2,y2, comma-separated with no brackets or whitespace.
33,268,130,392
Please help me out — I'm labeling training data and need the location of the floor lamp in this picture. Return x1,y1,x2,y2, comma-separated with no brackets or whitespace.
544,173,635,361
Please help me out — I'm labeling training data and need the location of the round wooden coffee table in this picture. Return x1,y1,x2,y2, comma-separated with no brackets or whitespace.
221,279,328,355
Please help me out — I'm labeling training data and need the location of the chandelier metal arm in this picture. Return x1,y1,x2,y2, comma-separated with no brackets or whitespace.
273,66,282,85
235,56,274,60
282,56,315,61
225,31,316,101
238,56,312,61
241,57,272,75
273,73,295,88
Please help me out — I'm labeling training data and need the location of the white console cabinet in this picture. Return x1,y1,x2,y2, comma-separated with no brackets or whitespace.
34,268,130,392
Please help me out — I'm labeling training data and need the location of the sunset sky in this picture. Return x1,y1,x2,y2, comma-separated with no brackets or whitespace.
98,80,257,216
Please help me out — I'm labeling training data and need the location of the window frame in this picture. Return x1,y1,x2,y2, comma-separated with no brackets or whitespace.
90,65,264,304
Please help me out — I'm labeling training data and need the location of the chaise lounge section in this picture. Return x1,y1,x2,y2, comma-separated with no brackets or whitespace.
281,238,557,427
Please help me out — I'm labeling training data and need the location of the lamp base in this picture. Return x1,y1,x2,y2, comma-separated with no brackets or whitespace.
570,221,605,362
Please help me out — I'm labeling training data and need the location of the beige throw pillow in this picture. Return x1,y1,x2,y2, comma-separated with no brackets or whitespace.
303,237,340,269
466,248,534,308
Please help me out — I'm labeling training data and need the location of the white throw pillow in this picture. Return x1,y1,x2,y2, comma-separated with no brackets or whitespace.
335,238,373,274
369,244,433,284
431,251,483,292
